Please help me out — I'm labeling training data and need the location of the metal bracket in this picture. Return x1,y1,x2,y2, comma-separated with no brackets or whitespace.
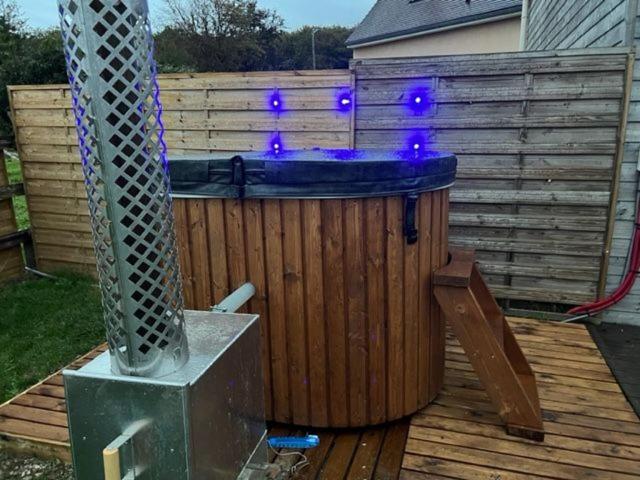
211,283,256,313
103,419,151,480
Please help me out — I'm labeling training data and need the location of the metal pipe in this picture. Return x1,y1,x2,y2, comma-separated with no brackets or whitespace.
311,28,319,70
519,0,530,50
58,0,188,377
212,283,256,313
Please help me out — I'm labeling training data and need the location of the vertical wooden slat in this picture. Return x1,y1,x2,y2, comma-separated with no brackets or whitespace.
263,199,290,423
429,190,445,395
223,198,247,311
417,192,433,405
365,198,386,424
385,197,404,420
243,199,272,420
403,198,420,416
302,200,329,427
344,199,368,426
172,199,194,309
205,199,229,304
281,200,309,425
186,199,211,310
322,199,349,427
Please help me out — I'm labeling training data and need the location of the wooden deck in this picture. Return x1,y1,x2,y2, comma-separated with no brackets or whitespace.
1,317,639,479
402,317,640,480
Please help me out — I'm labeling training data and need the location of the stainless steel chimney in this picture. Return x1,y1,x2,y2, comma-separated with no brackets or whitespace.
57,2,267,478
59,0,188,377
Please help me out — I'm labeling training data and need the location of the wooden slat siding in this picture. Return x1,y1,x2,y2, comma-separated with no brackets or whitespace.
429,191,446,397
403,199,420,416
301,200,328,427
344,199,367,426
417,194,432,407
527,0,627,52
223,198,248,312
171,192,446,427
9,70,351,273
242,199,272,420
353,49,629,304
186,199,211,310
205,199,229,304
263,199,290,423
0,149,23,283
365,198,386,425
281,200,309,425
322,199,349,427
385,197,404,421
172,199,194,309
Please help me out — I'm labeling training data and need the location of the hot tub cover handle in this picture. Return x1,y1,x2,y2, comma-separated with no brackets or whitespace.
404,193,419,245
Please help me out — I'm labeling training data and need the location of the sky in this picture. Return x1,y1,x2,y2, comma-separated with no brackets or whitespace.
18,0,375,31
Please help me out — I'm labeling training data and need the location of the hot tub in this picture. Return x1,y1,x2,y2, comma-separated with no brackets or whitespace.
169,149,457,428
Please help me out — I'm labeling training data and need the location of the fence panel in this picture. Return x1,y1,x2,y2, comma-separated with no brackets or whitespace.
0,148,24,282
353,49,630,304
9,50,631,304
9,70,352,274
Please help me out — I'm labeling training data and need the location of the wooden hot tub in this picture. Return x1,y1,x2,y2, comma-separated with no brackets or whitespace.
170,149,457,428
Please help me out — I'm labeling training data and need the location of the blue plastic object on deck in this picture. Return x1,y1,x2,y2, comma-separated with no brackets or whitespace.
267,435,320,449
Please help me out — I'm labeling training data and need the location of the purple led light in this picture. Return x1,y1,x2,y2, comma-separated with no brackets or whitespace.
269,91,283,111
270,133,283,153
409,88,430,113
337,91,353,112
408,132,426,155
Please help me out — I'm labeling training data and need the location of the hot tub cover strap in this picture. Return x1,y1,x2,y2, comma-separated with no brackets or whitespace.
169,149,457,199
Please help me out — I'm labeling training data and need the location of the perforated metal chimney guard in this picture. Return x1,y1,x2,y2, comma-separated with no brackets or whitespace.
58,0,188,377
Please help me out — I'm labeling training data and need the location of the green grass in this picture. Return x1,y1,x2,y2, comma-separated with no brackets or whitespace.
4,153,30,230
0,273,105,403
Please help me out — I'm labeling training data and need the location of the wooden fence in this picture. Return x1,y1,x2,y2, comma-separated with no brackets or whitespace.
8,49,633,305
9,70,351,274
354,49,631,304
0,146,24,283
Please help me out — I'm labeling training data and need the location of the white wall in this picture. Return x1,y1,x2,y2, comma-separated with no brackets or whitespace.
353,17,521,59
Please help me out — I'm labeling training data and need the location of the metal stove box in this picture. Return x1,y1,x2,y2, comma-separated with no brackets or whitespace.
63,311,266,480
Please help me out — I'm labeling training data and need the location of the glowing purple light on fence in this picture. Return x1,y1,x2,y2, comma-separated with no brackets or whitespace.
271,133,283,153
409,88,430,113
408,133,426,155
269,91,283,111
337,91,352,112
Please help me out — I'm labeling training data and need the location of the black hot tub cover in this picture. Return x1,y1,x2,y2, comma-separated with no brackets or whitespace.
168,149,457,199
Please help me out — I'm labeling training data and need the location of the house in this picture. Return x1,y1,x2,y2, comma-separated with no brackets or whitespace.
346,0,523,59
524,0,640,326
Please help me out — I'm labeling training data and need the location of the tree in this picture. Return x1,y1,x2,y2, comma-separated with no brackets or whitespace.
0,1,66,139
157,0,283,72
273,26,353,71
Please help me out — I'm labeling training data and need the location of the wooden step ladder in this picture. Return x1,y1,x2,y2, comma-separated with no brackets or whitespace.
434,249,545,441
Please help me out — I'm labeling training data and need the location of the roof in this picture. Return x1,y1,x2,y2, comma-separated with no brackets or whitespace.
346,0,522,48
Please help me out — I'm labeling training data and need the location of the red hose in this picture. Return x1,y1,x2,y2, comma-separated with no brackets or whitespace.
568,205,640,316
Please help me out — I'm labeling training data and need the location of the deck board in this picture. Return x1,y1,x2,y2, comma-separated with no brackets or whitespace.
0,317,638,480
401,318,640,480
